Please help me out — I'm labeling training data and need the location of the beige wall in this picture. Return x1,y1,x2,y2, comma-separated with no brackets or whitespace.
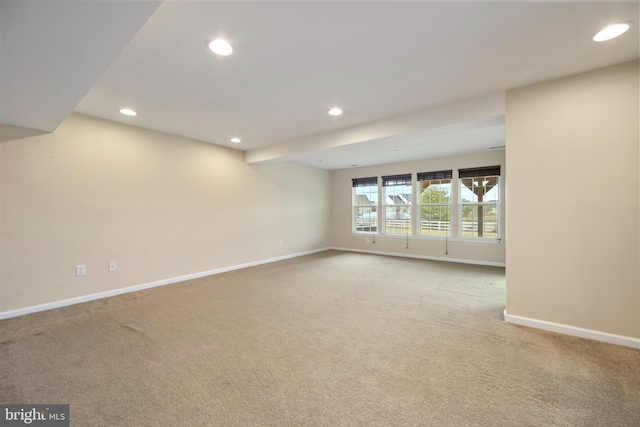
0,114,330,313
329,150,506,265
506,60,640,338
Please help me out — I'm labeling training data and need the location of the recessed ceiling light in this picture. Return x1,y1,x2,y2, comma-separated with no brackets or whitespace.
593,22,631,42
230,137,241,144
119,108,137,116
328,107,343,116
209,39,233,56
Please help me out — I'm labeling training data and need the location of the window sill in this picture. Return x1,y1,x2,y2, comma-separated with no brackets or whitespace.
351,233,503,244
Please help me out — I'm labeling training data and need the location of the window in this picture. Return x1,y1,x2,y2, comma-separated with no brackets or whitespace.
382,174,412,235
418,170,452,237
352,177,378,233
351,166,502,240
459,166,500,238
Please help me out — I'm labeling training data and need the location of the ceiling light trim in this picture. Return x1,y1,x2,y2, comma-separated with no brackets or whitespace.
119,108,137,116
592,22,631,42
209,39,233,56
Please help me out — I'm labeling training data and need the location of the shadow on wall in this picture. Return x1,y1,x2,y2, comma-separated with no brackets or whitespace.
0,124,49,143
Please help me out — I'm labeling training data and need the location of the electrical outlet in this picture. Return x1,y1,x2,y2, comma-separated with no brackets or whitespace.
365,238,370,243
108,261,117,272
279,240,283,247
76,265,86,276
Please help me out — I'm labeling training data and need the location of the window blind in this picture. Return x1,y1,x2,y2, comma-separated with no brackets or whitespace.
458,166,501,178
381,174,411,186
352,177,378,187
417,170,452,181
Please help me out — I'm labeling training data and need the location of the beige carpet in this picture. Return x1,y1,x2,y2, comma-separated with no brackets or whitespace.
1,250,639,426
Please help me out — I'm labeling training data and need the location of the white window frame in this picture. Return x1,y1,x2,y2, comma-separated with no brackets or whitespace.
381,174,412,236
352,177,379,234
417,170,453,238
458,166,501,240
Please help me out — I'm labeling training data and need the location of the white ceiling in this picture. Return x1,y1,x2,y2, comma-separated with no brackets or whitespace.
0,0,162,131
1,1,638,170
288,118,507,170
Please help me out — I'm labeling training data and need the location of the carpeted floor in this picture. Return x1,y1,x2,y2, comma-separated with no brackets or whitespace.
1,250,639,426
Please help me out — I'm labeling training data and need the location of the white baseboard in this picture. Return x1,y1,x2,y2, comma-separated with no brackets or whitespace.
0,248,330,320
504,310,640,350
329,247,506,267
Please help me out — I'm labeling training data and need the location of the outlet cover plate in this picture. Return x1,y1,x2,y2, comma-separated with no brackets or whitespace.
76,265,86,276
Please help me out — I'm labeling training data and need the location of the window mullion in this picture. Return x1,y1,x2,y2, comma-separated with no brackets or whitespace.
452,175,459,238
412,174,418,236
379,180,384,235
